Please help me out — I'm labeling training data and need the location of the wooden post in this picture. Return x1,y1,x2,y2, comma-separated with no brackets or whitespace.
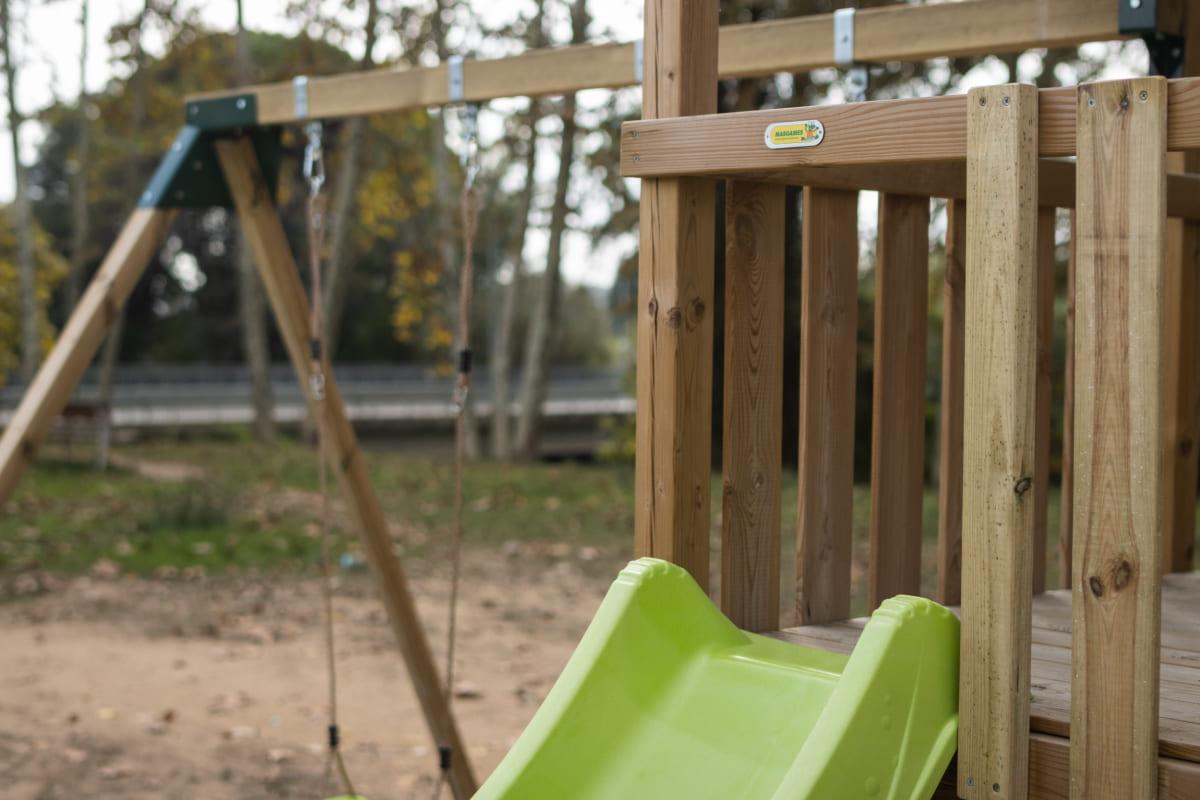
633,0,719,590
720,180,784,632
958,83,1038,800
1033,206,1056,594
868,193,929,611
796,186,858,623
1060,212,1076,589
0,208,176,506
936,197,965,607
1071,76,1166,800
215,137,477,799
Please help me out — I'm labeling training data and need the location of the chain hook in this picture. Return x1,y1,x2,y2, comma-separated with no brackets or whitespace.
303,121,326,197
459,103,480,189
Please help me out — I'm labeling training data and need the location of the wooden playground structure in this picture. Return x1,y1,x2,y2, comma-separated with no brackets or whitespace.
2,0,1200,798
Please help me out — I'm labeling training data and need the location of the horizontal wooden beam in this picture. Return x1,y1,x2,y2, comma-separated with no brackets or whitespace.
621,78,1200,177
187,0,1123,124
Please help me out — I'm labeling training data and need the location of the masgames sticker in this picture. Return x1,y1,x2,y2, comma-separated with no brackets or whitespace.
763,119,824,150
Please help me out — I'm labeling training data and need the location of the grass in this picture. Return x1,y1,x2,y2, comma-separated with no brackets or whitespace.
2,438,1070,617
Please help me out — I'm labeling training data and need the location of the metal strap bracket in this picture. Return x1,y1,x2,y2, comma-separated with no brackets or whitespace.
448,55,465,103
833,8,855,67
293,75,310,119
634,39,644,84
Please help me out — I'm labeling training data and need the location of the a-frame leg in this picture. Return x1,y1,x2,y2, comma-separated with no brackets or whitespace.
0,208,177,504
214,136,477,799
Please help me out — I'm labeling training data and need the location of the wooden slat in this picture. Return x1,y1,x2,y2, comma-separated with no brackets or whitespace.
620,78,1200,178
795,186,858,624
633,0,718,589
1034,206,1056,595
936,198,966,606
0,208,176,506
959,83,1039,800
868,193,928,611
188,0,1123,122
1071,76,1167,800
214,137,477,799
720,180,785,632
1060,213,1076,589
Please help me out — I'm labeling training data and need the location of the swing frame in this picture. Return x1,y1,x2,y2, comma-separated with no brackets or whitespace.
2,2,1200,798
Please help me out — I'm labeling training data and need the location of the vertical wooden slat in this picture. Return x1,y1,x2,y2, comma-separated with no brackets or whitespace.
633,0,719,589
1071,76,1166,800
936,197,966,606
868,193,929,611
0,208,176,506
1060,212,1076,589
1033,206,1056,595
958,83,1038,800
721,180,785,631
796,186,858,624
216,137,478,799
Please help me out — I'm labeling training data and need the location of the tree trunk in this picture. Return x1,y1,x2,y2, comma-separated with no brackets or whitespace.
323,0,378,357
65,0,90,311
234,0,274,441
2,0,37,382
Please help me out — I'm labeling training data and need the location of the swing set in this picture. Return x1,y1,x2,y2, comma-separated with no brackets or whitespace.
4,1,1200,798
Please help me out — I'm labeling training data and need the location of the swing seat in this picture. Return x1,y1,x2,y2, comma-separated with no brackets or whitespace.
476,557,958,800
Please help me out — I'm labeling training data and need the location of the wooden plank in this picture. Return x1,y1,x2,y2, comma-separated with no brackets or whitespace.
958,83,1039,800
633,0,718,589
214,137,477,799
0,208,176,506
620,78,1200,178
1060,213,1076,589
720,180,785,632
1071,76,1167,800
868,193,928,611
936,198,966,606
1163,149,1200,572
188,0,1123,122
795,186,858,624
1034,207,1056,595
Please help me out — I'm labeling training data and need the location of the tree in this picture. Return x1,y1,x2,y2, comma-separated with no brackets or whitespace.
64,0,90,312
514,0,589,459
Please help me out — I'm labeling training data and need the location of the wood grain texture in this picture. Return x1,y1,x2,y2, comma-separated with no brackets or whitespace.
620,78,1200,179
215,138,477,799
868,193,929,612
1060,213,1076,590
633,0,718,590
936,198,966,607
720,180,784,632
958,83,1039,800
1034,206,1057,595
1071,76,1167,800
796,187,858,624
0,208,176,506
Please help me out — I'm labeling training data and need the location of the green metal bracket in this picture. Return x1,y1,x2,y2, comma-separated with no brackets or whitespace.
184,93,258,131
138,124,282,209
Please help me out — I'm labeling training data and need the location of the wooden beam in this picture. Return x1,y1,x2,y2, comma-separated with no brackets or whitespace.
720,180,785,632
868,193,928,612
188,0,1123,123
214,137,477,799
1034,206,1057,595
0,208,176,506
1071,76,1166,800
796,186,858,624
633,0,718,589
620,78,1200,178
958,83,1039,800
936,198,965,607
1060,212,1076,590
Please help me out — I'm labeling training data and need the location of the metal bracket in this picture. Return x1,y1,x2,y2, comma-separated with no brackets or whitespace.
833,7,869,102
1119,0,1159,35
184,93,257,131
138,125,282,209
634,39,644,84
448,55,465,103
293,75,310,119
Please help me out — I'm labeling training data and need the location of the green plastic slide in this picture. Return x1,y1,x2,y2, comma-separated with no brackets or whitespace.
476,557,959,799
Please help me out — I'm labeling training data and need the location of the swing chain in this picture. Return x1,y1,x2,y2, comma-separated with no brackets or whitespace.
303,120,326,197
459,103,480,189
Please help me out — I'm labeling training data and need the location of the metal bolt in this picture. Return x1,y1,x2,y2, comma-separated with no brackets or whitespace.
1088,97,1096,108
1001,95,1010,106
236,98,247,110
1139,89,1149,101
632,154,640,162
966,777,975,787
1131,0,1142,8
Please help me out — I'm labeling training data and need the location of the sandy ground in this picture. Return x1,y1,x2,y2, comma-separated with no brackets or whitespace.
0,551,617,799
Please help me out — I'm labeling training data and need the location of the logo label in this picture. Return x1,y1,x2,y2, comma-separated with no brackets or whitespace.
763,120,824,150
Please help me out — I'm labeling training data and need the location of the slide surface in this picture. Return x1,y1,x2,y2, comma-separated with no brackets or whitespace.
476,557,959,800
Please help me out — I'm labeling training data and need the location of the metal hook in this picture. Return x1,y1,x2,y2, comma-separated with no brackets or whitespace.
303,121,326,197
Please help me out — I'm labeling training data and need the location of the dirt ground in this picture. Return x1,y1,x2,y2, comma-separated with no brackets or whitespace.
0,549,618,799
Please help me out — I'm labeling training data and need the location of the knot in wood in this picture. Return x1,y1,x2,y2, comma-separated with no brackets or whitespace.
686,297,706,328
1013,476,1032,496
647,297,658,317
666,306,683,329
1179,437,1194,457
1111,559,1133,592
1088,576,1104,598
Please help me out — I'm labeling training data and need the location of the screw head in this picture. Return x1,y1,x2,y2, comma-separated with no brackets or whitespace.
236,98,247,110
1139,89,1149,101
1001,95,1010,106
1088,97,1096,108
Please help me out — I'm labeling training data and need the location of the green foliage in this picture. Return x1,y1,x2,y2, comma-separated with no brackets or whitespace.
0,212,68,384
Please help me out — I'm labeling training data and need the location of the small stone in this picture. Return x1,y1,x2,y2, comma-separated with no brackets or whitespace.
90,559,121,580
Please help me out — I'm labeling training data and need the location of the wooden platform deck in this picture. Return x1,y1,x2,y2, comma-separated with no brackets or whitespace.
769,571,1200,799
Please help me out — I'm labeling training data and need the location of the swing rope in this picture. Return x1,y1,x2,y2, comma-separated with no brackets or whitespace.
303,121,359,800
433,101,480,800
